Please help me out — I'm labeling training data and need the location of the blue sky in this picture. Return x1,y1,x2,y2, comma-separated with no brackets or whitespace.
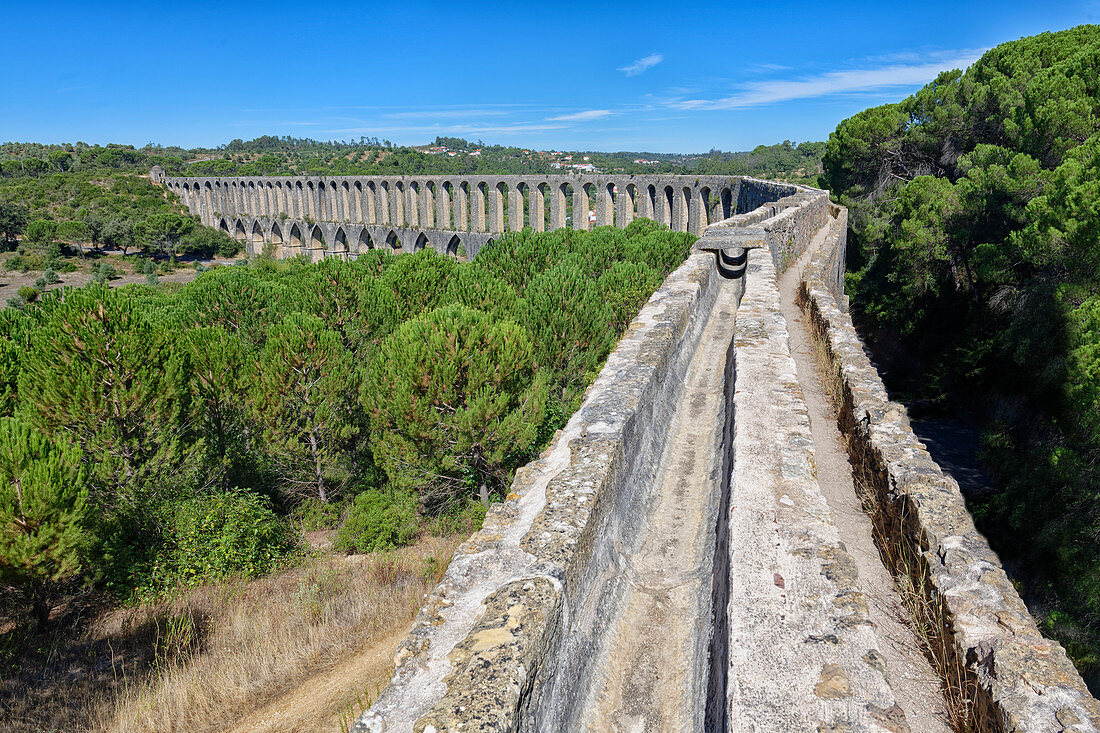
3,0,1099,152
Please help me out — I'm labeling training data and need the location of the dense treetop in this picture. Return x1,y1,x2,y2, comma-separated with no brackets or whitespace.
824,24,1100,676
0,221,693,627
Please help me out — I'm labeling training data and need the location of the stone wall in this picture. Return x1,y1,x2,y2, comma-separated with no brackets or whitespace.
797,213,1100,731
354,248,731,732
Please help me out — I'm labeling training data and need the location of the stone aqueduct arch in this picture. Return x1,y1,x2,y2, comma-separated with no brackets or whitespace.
155,170,770,261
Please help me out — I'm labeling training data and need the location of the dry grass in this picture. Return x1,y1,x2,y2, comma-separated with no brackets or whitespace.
0,536,459,733
96,536,458,733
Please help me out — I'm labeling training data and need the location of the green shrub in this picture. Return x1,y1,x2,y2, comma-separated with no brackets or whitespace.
92,262,117,283
43,268,59,284
17,286,37,303
293,496,344,532
33,276,46,290
166,489,298,584
334,489,417,553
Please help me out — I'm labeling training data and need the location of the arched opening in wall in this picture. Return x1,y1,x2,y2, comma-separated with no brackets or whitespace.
320,181,331,220
386,230,401,252
355,181,367,223
515,182,529,228
310,225,325,260
408,182,421,228
270,222,284,257
234,220,247,242
375,181,387,224
424,181,437,228
606,182,618,227
475,182,489,231
306,181,318,221
334,227,349,260
266,183,276,217
560,182,574,229
273,182,284,216
720,187,734,219
455,182,470,231
698,187,712,230
219,219,230,234
414,232,429,251
251,221,264,251
295,181,305,219
625,183,639,224
358,229,374,250
204,182,213,212
646,184,658,223
289,224,304,253
393,182,406,227
441,181,454,229
537,182,551,230
495,181,508,231
446,234,463,259
341,181,352,221
247,182,256,214
580,183,595,230
663,186,675,227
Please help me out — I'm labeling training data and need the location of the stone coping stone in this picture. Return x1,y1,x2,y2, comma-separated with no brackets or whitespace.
727,245,907,731
798,214,1100,732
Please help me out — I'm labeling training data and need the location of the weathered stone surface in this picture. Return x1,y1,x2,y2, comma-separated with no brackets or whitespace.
727,241,905,732
798,207,1100,731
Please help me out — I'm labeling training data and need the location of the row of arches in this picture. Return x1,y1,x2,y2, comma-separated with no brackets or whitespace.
218,217,486,261
169,176,742,237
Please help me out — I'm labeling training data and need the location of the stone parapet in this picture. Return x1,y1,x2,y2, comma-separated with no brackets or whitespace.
354,243,734,730
798,213,1100,732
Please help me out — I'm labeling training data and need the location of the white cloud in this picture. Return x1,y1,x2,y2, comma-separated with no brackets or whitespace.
546,109,612,122
672,53,982,110
383,109,511,119
619,53,663,76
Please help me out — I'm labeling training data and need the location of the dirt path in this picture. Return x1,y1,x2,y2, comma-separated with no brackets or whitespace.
226,628,405,733
777,234,953,732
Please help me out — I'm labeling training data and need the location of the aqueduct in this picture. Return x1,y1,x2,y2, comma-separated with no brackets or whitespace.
151,169,1100,730
152,168,785,261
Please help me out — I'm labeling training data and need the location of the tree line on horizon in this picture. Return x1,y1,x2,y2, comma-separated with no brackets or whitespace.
0,136,824,182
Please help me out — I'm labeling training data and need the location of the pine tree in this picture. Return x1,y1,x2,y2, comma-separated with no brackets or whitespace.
443,265,525,324
0,417,88,629
364,304,548,511
181,326,251,487
598,260,664,335
17,284,196,501
251,313,363,502
381,248,456,322
522,259,614,404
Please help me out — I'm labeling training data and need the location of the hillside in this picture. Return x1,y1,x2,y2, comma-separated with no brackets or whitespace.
824,24,1100,682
